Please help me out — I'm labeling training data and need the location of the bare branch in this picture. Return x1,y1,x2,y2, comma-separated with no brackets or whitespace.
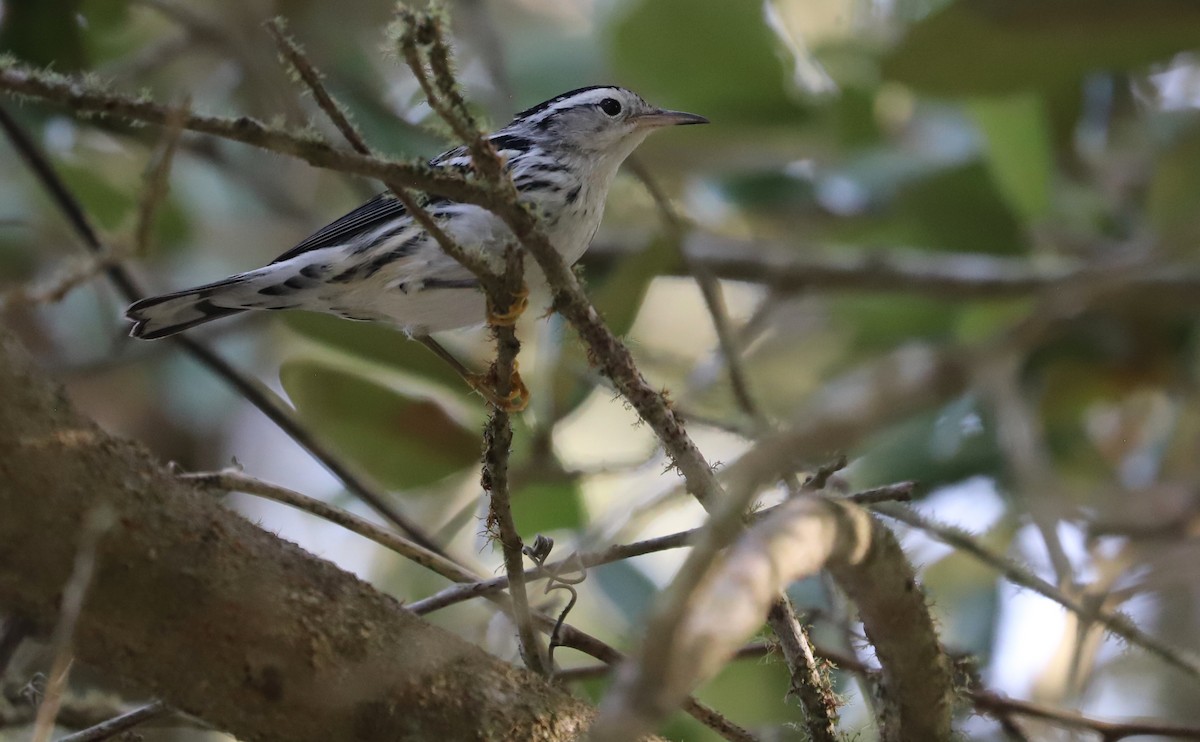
971,689,1200,741
628,158,763,428
265,18,368,153
592,498,952,741
133,99,187,257
0,62,486,203
875,503,1200,680
680,698,759,742
180,469,478,584
31,507,115,742
55,701,170,742
766,599,839,740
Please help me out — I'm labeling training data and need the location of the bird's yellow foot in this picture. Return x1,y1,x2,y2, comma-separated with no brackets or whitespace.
487,284,530,327
467,362,530,412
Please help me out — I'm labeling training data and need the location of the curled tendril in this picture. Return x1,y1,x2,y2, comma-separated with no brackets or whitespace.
522,535,587,673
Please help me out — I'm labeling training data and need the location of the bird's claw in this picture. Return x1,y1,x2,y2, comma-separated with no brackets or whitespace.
467,362,529,412
487,284,530,327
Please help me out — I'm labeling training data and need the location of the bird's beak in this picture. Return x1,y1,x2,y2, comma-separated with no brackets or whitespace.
635,108,709,128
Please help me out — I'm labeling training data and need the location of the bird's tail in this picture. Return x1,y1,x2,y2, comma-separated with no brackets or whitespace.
126,274,261,340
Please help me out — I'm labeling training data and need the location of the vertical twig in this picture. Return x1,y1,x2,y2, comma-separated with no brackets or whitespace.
481,245,546,675
628,158,762,424
133,99,188,257
31,506,115,742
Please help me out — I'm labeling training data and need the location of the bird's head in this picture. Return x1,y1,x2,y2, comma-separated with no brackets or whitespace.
506,86,707,162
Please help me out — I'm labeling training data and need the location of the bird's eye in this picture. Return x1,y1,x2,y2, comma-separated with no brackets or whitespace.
599,98,622,117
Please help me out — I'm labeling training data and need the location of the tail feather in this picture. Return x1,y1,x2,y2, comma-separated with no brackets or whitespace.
126,277,251,340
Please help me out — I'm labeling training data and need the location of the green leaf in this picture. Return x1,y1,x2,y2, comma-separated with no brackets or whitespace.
56,161,135,232
280,359,479,491
1147,120,1200,251
969,94,1052,223
889,161,1024,254
609,0,808,123
850,396,1003,491
284,312,469,392
509,479,585,535
0,0,86,71
832,294,958,359
884,0,1200,96
593,560,658,622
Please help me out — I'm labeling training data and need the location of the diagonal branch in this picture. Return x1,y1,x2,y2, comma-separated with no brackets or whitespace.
0,103,444,555
591,497,952,742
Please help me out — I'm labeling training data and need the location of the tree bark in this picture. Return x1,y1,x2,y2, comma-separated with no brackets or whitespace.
0,329,593,741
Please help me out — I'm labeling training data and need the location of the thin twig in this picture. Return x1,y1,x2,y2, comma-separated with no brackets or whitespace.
0,62,490,204
681,698,760,742
32,506,115,742
55,700,170,742
521,536,586,672
134,99,188,257
874,503,1200,680
971,690,1200,741
265,18,366,152
409,526,696,615
409,483,914,615
629,158,763,426
1,252,121,308
391,12,546,674
180,468,478,583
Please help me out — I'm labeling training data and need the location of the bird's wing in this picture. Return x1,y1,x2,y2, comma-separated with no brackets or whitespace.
269,192,410,264
270,131,530,266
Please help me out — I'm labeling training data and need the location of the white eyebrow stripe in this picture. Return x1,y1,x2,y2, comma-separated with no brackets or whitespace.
518,87,630,126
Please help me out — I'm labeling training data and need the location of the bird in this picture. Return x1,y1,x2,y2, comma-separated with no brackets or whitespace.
125,85,707,407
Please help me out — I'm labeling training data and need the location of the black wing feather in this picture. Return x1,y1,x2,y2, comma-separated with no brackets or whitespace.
269,193,410,265
272,127,533,266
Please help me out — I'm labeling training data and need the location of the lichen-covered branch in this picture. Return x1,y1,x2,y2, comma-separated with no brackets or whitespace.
0,329,595,742
591,497,952,742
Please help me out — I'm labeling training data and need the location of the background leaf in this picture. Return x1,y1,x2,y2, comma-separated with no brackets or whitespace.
884,0,1200,96
280,359,479,491
609,0,809,122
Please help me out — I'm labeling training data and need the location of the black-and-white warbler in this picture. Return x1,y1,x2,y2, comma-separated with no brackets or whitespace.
125,86,706,341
